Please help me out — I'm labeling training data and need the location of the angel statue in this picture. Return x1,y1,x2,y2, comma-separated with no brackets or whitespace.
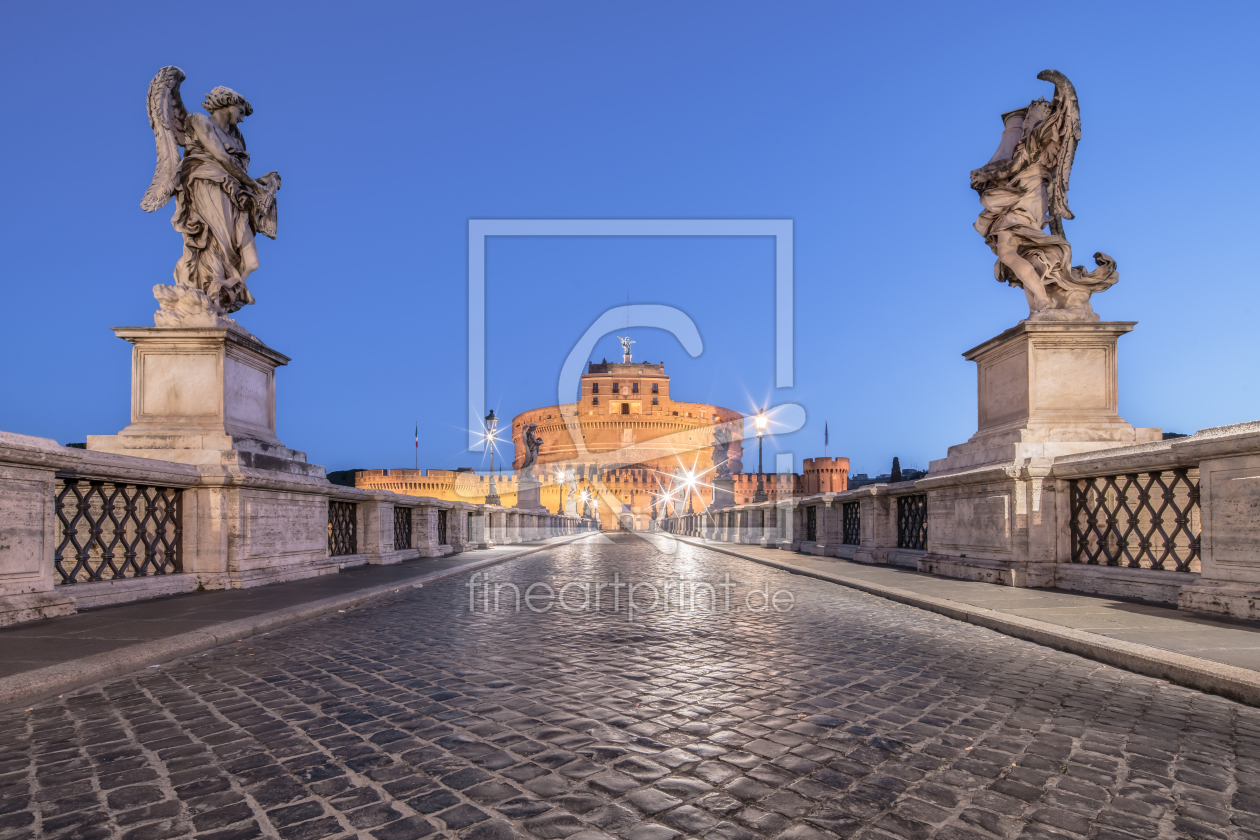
618,335,635,362
711,423,733,480
141,66,281,328
971,70,1117,322
520,424,543,480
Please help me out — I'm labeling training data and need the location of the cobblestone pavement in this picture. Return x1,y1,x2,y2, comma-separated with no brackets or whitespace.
2,533,1258,840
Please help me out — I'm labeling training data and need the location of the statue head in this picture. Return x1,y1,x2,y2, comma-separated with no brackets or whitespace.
203,86,253,119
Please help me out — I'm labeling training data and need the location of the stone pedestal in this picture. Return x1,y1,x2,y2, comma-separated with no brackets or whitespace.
711,478,735,510
87,326,323,477
516,479,546,511
923,320,1160,587
930,321,1160,474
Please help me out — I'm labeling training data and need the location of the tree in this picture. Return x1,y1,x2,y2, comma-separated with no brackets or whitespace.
890,457,902,483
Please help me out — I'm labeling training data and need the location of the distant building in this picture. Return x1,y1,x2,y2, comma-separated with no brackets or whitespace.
358,350,744,529
730,457,849,504
803,457,849,495
355,468,521,506
848,466,927,490
506,356,744,530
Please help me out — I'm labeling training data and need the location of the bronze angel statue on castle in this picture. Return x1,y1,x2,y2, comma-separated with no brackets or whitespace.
141,66,281,327
971,70,1117,321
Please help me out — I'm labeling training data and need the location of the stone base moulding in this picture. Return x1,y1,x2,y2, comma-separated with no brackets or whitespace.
61,573,202,611
0,592,77,626
1178,582,1260,622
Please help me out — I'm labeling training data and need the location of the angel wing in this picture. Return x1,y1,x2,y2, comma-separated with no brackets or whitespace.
140,66,190,212
1037,69,1082,232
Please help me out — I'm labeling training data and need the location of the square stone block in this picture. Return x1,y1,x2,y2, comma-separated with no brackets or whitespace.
116,326,287,442
931,321,1160,473
87,326,322,477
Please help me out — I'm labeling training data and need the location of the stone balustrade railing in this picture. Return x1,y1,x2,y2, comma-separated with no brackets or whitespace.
0,430,593,627
661,420,1260,622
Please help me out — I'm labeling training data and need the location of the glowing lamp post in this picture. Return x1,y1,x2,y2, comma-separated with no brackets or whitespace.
484,409,501,506
753,406,769,502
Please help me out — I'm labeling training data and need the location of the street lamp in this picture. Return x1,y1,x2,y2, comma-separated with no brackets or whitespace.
753,406,769,502
484,409,501,505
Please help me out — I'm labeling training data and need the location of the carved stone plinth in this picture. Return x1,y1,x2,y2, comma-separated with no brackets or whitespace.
710,478,735,510
930,321,1160,474
515,479,547,511
87,326,323,477
921,320,1160,588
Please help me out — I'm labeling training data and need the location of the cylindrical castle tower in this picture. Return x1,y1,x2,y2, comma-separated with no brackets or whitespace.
511,358,744,530
803,456,849,495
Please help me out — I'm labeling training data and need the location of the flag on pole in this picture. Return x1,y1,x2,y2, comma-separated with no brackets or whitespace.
414,422,419,470
825,421,829,457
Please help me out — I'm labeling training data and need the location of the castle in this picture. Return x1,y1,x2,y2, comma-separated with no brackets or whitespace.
508,357,744,529
357,345,846,528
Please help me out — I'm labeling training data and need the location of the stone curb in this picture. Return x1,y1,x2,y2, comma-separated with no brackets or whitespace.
0,534,596,712
675,537,1260,707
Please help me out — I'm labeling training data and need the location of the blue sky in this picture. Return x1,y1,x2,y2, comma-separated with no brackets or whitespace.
1,1,1257,477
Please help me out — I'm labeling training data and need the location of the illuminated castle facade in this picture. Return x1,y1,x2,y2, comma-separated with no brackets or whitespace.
510,358,744,530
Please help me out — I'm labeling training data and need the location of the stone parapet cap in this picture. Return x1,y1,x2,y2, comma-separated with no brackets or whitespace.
1047,439,1182,478
1172,421,1260,460
826,484,886,501
0,431,202,486
872,479,929,497
57,447,202,487
1048,419,1260,478
917,462,1020,489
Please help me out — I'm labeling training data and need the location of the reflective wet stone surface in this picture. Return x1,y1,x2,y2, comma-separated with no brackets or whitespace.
1,533,1258,840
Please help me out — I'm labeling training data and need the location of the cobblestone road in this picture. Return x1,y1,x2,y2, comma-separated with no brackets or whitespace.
2,533,1258,840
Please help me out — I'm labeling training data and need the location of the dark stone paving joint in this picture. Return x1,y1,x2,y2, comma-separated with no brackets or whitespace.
1,533,1258,840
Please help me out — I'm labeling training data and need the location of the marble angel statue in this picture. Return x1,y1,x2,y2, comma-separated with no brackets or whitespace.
711,424,733,480
520,423,543,480
141,66,281,326
971,70,1117,322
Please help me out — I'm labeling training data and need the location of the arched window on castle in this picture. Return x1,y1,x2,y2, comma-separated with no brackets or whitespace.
592,397,599,405
592,383,599,394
